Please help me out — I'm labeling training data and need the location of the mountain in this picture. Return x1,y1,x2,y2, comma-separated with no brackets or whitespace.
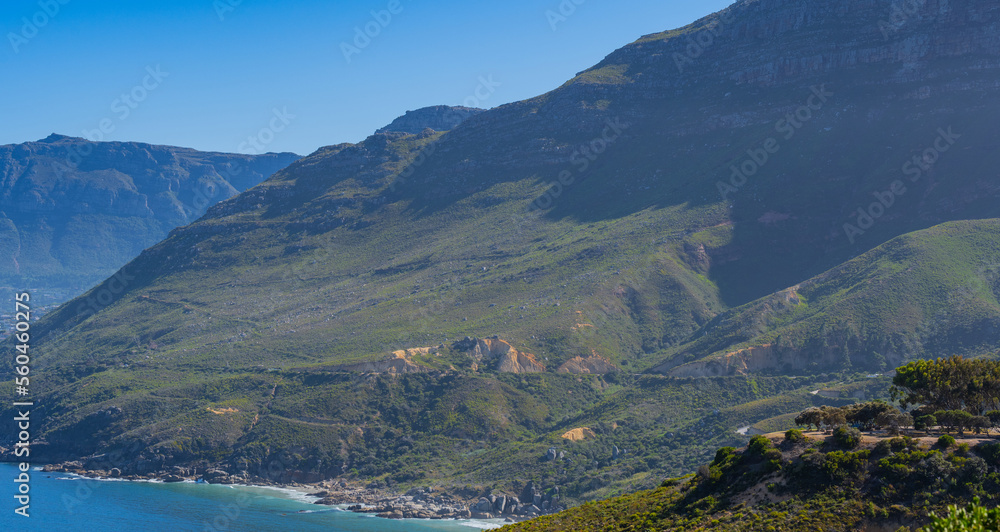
6,0,1000,511
0,134,300,301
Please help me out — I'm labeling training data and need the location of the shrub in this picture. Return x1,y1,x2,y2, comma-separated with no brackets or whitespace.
763,449,783,472
747,435,772,457
938,434,956,448
834,425,863,449
920,497,1000,531
873,439,892,458
960,456,987,484
712,447,737,466
917,452,954,481
784,428,807,443
975,442,1000,467
822,450,869,481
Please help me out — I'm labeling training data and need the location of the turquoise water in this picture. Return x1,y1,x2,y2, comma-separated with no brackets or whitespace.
1,464,500,531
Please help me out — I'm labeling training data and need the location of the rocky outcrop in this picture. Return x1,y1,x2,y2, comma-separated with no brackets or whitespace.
458,337,545,373
375,105,484,135
561,427,597,441
496,350,546,373
450,336,545,373
557,354,618,374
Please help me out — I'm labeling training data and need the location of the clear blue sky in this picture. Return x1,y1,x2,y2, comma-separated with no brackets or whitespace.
3,0,733,156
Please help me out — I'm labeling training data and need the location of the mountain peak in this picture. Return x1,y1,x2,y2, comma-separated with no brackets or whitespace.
376,105,484,135
37,133,82,143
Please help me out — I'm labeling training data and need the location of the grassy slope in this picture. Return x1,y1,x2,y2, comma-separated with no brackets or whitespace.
658,220,1000,376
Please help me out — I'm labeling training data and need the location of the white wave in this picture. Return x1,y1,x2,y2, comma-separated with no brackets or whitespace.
456,520,505,529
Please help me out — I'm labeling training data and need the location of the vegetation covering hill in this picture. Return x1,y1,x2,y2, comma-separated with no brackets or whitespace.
505,356,1000,530
499,429,1000,531
657,220,1000,377
0,134,299,295
7,0,1000,509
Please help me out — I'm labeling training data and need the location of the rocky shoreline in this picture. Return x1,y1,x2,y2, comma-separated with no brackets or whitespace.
40,461,561,522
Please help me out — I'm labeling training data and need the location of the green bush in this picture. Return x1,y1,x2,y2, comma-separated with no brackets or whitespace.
747,435,772,456
822,450,869,481
975,442,1000,467
785,428,807,443
938,434,956,448
834,425,863,449
713,447,737,466
920,497,1000,531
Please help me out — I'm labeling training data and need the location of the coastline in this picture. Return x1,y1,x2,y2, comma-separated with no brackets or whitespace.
38,462,524,526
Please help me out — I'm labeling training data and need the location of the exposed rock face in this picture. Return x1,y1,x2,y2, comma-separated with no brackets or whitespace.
561,427,597,441
471,337,545,373
557,354,618,374
375,105,485,135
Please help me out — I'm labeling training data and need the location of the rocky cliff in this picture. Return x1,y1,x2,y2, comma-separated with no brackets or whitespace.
375,105,484,135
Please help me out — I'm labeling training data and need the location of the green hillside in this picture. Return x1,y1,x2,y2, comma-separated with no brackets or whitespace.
657,220,1000,378
500,431,1000,531
5,0,1000,512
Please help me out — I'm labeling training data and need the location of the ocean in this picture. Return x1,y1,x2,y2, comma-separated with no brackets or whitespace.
1,464,502,531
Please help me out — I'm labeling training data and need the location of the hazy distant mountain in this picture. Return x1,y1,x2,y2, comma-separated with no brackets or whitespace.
10,0,1000,508
0,135,300,295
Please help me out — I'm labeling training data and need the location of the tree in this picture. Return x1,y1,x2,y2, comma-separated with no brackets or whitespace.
893,356,1000,414
844,401,895,432
986,410,1000,433
795,407,824,431
875,410,913,436
915,414,937,433
935,410,975,435
972,416,991,435
820,406,847,429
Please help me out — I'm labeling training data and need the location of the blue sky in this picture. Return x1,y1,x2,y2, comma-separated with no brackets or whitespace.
3,0,733,156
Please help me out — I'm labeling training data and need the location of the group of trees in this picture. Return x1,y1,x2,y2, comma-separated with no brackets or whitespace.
893,356,1000,414
894,356,1000,435
794,357,1000,437
795,402,914,435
